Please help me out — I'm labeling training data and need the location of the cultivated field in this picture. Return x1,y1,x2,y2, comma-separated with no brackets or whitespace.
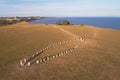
0,22,120,80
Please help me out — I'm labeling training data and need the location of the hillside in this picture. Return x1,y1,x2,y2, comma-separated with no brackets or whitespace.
0,22,120,80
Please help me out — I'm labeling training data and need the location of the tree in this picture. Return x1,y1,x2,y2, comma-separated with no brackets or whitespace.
11,20,18,24
62,20,70,25
56,20,70,25
0,19,9,25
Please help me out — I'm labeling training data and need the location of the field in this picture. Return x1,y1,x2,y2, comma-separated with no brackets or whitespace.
0,22,120,80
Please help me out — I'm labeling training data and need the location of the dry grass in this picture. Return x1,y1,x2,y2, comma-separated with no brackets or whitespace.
0,22,120,80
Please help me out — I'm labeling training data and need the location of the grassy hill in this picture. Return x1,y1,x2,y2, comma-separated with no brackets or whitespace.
0,22,120,80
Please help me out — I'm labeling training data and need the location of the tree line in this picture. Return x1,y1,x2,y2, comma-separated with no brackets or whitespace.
0,19,23,26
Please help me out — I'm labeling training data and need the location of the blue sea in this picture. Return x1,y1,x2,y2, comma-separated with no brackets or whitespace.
29,17,120,30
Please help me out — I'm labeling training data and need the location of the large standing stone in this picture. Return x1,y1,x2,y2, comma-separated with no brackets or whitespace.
27,62,31,67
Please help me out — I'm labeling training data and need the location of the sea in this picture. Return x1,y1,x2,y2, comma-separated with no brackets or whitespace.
29,17,120,30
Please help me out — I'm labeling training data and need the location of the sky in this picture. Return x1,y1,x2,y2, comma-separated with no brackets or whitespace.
0,0,120,17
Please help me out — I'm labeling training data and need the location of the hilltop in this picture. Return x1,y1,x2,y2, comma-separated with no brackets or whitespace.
0,22,120,80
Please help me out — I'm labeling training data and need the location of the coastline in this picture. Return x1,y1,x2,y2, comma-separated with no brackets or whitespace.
28,17,120,30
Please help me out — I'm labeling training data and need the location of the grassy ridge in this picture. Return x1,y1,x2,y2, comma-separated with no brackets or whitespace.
0,23,120,80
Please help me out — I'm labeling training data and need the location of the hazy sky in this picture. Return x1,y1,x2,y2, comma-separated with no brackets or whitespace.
0,0,120,17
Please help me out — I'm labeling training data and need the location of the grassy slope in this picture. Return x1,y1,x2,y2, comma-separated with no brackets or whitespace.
0,22,73,79
62,25,120,80
0,23,120,80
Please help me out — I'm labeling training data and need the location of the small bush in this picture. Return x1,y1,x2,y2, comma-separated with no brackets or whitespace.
80,24,86,26
56,20,62,25
11,20,19,24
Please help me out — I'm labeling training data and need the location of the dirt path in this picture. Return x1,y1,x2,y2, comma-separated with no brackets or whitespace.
52,25,78,38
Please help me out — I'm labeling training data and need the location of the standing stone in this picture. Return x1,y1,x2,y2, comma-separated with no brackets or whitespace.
59,42,62,44
47,57,50,60
63,52,65,55
70,49,73,52
53,56,55,59
36,52,39,55
40,60,43,63
61,52,64,55
59,53,61,56
24,58,27,63
80,37,82,41
27,62,31,67
32,54,35,58
20,60,24,66
43,58,46,62
56,55,58,57
65,51,67,54
36,60,40,64
50,57,53,60
38,50,42,53
82,39,85,42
